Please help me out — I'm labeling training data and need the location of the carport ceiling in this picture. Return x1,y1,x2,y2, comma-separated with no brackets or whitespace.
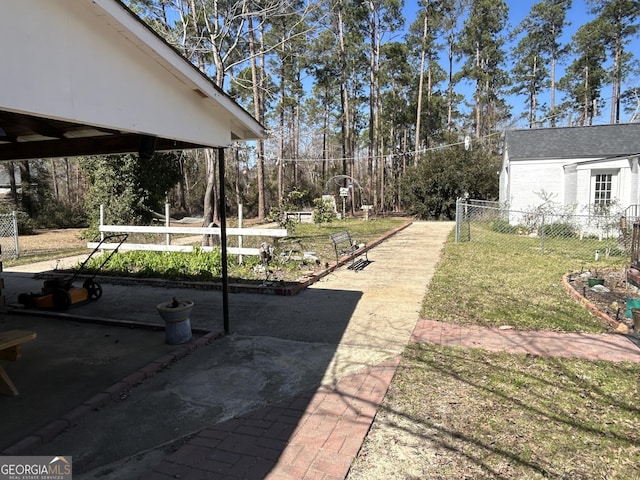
0,110,203,161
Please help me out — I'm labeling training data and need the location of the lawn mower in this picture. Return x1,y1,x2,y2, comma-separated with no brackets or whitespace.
18,233,128,311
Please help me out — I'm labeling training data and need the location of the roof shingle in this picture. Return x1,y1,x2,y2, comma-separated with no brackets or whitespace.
505,123,640,160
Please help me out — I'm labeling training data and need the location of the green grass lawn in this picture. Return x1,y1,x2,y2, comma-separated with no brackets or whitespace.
274,217,409,261
350,224,640,480
422,228,628,332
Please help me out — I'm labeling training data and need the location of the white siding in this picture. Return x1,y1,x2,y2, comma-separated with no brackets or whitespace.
503,156,638,217
630,157,640,207
563,164,577,206
499,161,509,205
499,148,510,205
506,159,568,212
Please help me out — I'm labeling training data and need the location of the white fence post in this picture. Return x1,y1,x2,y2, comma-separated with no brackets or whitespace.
165,203,170,246
455,197,462,242
238,203,244,265
100,204,105,242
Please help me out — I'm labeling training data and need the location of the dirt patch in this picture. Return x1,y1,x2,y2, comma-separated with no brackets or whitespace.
18,228,86,255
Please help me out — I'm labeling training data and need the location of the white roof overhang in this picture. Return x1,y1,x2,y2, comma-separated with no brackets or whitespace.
0,0,265,161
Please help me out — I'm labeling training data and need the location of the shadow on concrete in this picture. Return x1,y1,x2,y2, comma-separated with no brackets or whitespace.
0,313,179,450
0,271,363,476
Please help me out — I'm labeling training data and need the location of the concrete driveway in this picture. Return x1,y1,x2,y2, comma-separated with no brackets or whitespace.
0,221,454,477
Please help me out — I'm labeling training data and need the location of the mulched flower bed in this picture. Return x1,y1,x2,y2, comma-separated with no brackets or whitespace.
566,268,640,336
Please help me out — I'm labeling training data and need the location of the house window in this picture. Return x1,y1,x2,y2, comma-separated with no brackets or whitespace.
593,173,612,205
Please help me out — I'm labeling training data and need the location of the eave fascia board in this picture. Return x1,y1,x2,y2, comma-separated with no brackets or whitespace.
90,0,265,142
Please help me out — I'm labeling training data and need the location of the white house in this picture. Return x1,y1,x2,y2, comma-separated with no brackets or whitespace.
499,124,640,222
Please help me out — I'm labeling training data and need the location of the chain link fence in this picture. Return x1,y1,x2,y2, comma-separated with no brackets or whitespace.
455,198,633,264
0,212,19,259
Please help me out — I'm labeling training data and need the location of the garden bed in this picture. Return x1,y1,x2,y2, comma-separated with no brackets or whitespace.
35,220,413,296
565,268,640,335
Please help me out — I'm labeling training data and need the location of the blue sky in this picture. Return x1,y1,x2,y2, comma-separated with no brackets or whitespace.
402,0,640,128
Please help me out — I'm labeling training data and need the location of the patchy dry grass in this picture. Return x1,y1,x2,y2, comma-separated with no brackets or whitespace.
274,217,409,262
349,344,640,480
2,228,87,267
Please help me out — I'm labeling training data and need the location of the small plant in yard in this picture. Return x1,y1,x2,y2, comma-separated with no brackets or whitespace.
267,188,315,234
540,221,576,238
313,197,337,223
490,219,521,234
267,207,297,233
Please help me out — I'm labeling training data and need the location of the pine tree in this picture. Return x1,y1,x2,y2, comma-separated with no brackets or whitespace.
457,0,510,138
511,0,572,127
559,20,608,125
587,0,640,123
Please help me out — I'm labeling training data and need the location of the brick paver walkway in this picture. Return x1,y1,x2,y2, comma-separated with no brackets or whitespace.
412,319,640,362
141,358,400,480
139,321,639,480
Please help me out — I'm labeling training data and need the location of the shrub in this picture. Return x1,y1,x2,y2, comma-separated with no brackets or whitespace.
540,222,576,238
490,219,519,234
34,198,88,229
313,197,337,223
0,206,37,234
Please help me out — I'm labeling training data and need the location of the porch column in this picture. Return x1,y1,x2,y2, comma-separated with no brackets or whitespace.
218,147,230,334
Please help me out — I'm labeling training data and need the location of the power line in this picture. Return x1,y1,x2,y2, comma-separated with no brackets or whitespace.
276,131,503,164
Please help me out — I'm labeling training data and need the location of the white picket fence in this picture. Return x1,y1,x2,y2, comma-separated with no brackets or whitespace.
87,225,288,256
87,204,287,257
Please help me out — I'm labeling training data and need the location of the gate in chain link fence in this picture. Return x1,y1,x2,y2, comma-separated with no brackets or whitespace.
0,212,19,259
454,198,633,265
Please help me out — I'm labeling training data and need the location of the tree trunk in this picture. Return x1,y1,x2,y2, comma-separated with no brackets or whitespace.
64,158,72,204
176,155,187,212
322,88,329,182
6,163,18,207
248,13,266,220
530,54,538,128
202,148,219,247
447,35,454,131
550,45,557,127
19,161,33,216
415,14,426,159
367,0,377,205
278,79,285,205
50,159,59,200
475,42,481,138
583,65,590,126
337,1,351,201
611,34,622,124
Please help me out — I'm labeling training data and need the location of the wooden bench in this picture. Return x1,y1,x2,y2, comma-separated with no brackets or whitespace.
0,330,36,396
330,231,369,270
